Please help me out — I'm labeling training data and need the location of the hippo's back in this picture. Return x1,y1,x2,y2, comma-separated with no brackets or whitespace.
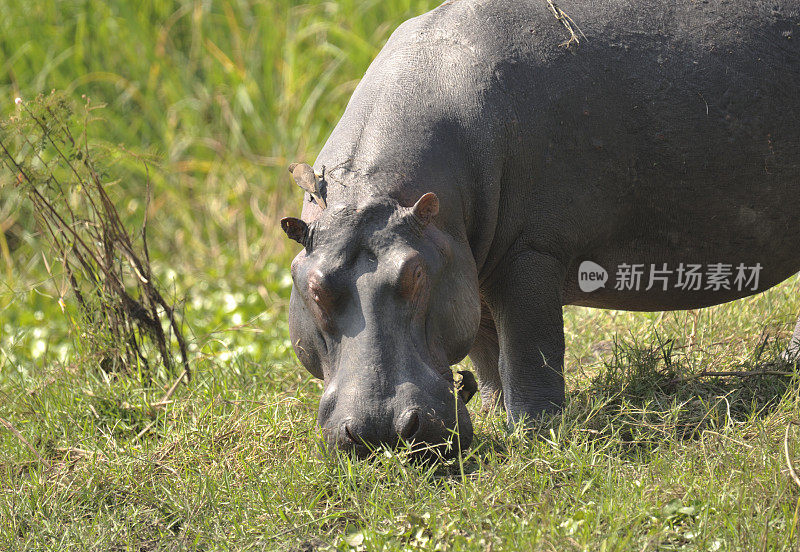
443,0,800,309
316,0,800,309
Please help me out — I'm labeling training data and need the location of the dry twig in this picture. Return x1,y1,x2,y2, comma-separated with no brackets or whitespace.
546,0,586,48
669,369,798,385
0,416,50,469
132,368,188,442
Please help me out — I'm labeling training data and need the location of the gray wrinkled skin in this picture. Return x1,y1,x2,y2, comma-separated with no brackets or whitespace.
283,0,800,454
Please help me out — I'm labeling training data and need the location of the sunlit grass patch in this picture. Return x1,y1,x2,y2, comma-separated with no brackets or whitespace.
0,0,445,278
1,1,799,550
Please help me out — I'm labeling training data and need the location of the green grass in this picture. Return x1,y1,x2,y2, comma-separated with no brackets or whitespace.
1,1,800,550
0,0,442,277
1,281,799,551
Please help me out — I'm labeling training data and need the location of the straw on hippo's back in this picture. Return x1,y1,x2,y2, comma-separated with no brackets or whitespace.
281,0,800,455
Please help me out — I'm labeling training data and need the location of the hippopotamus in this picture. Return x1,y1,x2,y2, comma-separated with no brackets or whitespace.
281,0,800,456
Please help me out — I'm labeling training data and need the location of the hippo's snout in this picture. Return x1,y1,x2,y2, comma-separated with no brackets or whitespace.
336,408,421,448
324,403,473,458
396,408,422,441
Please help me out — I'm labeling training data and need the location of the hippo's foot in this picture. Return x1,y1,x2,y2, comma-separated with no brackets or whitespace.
781,346,800,365
505,402,563,435
782,316,800,364
479,386,504,414
483,249,566,430
781,346,799,364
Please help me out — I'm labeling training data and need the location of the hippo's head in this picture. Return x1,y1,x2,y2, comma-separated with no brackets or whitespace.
281,172,480,457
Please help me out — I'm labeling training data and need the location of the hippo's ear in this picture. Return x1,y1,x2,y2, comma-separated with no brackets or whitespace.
281,217,308,246
411,192,439,226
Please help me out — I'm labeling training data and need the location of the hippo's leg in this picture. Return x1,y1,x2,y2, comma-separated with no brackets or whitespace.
485,250,566,426
785,314,800,362
468,300,503,412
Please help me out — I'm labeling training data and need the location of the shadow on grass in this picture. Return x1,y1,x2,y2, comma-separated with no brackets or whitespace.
457,333,800,467
531,334,800,459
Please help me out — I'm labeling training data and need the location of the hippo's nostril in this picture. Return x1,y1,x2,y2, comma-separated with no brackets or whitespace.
343,422,359,445
399,410,421,441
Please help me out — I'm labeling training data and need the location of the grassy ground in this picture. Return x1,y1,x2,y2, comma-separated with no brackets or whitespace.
1,1,800,550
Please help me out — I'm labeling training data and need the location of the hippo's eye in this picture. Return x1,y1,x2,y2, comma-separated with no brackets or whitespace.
310,282,333,309
307,271,339,317
398,257,426,299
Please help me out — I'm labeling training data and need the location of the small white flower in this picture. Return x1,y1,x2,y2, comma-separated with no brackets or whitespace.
14,97,22,105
